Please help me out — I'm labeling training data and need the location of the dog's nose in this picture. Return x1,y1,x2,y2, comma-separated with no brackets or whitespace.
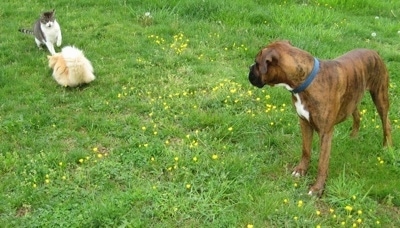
248,65,256,80
248,66,264,88
248,71,257,85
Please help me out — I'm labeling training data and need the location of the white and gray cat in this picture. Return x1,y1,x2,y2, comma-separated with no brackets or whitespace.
19,9,62,55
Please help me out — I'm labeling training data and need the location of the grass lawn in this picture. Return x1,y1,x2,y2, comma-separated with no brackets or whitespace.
1,0,400,226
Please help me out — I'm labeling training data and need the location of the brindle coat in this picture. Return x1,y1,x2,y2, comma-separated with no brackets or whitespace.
248,40,392,196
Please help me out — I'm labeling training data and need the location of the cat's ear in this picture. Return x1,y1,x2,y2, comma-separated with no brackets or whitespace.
52,9,55,15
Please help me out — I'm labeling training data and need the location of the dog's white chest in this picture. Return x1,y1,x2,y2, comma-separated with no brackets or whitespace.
275,83,310,121
293,93,310,121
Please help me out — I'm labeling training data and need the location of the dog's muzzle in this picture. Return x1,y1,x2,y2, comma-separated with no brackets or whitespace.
248,64,264,88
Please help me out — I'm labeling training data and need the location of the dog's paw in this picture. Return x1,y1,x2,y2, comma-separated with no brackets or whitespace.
308,184,325,197
292,170,302,177
292,166,307,177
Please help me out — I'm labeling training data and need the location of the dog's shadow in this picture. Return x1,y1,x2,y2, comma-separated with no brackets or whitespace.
45,68,95,91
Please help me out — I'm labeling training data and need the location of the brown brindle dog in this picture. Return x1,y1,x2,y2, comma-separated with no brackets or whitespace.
248,40,392,196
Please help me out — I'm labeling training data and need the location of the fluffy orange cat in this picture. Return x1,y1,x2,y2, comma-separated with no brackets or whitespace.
47,46,95,87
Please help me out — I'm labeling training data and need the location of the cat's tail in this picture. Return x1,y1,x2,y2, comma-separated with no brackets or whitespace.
18,28,34,35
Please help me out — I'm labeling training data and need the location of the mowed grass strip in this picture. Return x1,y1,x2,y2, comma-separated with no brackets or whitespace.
0,0,399,227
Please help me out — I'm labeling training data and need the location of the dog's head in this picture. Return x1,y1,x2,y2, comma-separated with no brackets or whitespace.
248,40,294,88
47,54,68,76
47,54,59,68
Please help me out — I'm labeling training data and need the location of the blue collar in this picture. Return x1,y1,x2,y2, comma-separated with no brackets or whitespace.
291,57,320,94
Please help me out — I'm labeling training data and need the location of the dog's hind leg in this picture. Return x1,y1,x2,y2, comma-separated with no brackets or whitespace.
370,88,393,147
350,107,360,138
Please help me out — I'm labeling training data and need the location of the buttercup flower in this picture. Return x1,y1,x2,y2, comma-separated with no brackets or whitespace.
297,200,303,207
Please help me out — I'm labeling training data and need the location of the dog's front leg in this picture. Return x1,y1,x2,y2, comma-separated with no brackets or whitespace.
309,130,334,196
292,118,313,177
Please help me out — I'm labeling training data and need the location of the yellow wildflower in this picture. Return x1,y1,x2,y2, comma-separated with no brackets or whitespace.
297,200,303,207
345,205,353,212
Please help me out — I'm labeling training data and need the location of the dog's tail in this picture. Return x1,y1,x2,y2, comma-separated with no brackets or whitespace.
18,28,34,35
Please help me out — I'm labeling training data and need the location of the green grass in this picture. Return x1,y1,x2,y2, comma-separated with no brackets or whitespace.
1,0,400,226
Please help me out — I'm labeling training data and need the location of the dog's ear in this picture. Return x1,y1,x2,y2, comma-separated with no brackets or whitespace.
47,55,56,68
260,49,278,75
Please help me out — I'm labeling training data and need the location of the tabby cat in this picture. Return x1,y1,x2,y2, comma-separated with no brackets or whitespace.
19,9,62,55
